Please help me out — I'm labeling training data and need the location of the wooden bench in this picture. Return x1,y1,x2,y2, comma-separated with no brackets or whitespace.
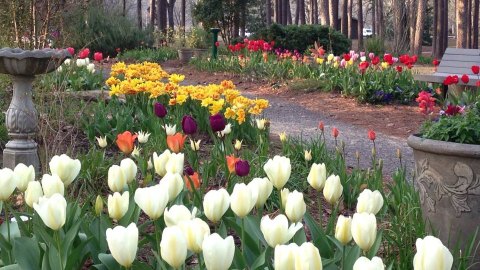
414,48,480,88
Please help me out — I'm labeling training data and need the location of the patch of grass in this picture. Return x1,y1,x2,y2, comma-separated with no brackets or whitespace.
288,78,326,93
118,47,178,62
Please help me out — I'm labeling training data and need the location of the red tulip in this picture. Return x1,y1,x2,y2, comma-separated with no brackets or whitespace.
461,74,470,84
318,121,324,131
94,52,103,62
359,61,369,72
396,66,403,73
78,48,90,59
66,47,75,56
432,59,440,66
472,65,480,74
332,127,339,138
215,41,220,47
116,131,137,155
226,155,240,173
368,130,376,141
371,56,380,65
184,168,201,191
166,133,187,153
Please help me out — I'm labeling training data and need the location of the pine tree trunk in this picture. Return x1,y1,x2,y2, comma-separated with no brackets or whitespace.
329,0,338,29
347,0,353,38
181,0,185,30
413,0,426,55
150,0,156,26
377,0,383,39
312,0,318,23
467,0,472,47
434,0,445,57
282,0,288,24
300,0,306,24
393,0,408,53
320,0,329,25
372,0,376,35
167,0,175,30
357,0,363,50
442,0,448,52
240,2,246,36
341,0,347,35
295,0,300,24
137,0,143,29
275,0,281,23
123,0,126,16
409,0,417,53
473,0,479,48
266,0,272,25
432,0,437,56
287,0,293,24
457,0,468,47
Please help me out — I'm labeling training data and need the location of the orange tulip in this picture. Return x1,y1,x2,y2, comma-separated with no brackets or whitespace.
116,131,137,155
226,155,239,174
184,172,201,191
166,133,187,153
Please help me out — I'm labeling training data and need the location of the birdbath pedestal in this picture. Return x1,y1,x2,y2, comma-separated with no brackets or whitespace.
0,48,69,171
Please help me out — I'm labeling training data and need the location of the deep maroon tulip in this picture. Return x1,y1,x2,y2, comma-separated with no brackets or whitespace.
182,115,197,135
235,159,250,177
184,166,194,176
154,102,167,118
209,113,226,132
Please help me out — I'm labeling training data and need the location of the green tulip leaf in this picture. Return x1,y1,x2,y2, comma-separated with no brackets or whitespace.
62,218,83,263
303,212,333,258
244,216,267,247
0,221,21,242
97,253,120,270
367,230,383,259
48,243,62,270
64,235,93,270
13,237,41,270
250,248,267,270
344,245,361,270
231,246,247,270
293,227,307,245
0,264,22,270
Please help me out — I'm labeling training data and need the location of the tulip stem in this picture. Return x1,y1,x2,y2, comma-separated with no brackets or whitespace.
341,245,346,270
198,253,204,270
318,195,322,223
55,230,63,270
4,202,12,263
241,217,246,259
277,189,283,214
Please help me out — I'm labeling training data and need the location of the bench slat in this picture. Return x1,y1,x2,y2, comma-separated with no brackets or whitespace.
441,55,480,62
440,61,480,68
437,66,475,75
443,48,480,56
414,73,479,86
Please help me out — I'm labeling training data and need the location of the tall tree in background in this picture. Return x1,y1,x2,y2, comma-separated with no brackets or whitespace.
149,0,155,26
357,0,363,50
123,0,126,16
157,0,167,32
282,0,288,24
320,0,329,25
412,0,426,55
456,0,467,47
372,0,376,35
347,0,353,38
298,0,306,24
473,0,479,48
340,0,347,35
467,0,472,47
266,0,272,25
137,0,142,29
311,0,318,24
329,0,338,29
167,0,175,30
181,0,185,31
376,0,383,39
409,0,417,53
392,0,408,53
433,0,447,57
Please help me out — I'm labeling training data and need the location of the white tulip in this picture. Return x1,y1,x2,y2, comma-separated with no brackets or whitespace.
295,242,323,270
256,118,267,130
131,146,141,158
307,163,327,191
159,173,184,202
190,139,201,151
356,189,384,215
203,189,230,223
164,205,197,227
351,212,377,252
108,192,129,221
64,59,71,65
281,188,290,209
76,58,88,66
165,153,184,175
179,218,210,253
49,154,81,187
323,174,343,204
413,236,453,270
249,177,273,208
106,223,138,268
25,181,43,208
353,256,385,270
335,215,352,245
304,150,312,161
120,158,137,184
137,131,151,144
86,63,95,73
153,150,171,177
164,124,176,136
33,194,66,230
41,174,64,197
0,168,15,201
107,165,127,192
263,155,291,189
96,136,107,148
160,226,188,269
220,123,232,136
13,163,35,192
260,214,303,248
274,243,298,270
134,184,169,220
285,190,307,223
230,183,258,218
202,233,235,270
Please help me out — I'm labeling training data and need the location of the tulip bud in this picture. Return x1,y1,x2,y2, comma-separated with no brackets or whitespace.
120,158,137,184
107,165,127,192
353,256,385,270
33,194,67,230
49,154,81,187
261,214,303,248
152,149,171,177
256,118,267,130
249,177,273,208
147,159,153,170
368,130,376,141
131,146,141,158
279,132,287,142
134,184,169,220
182,115,198,135
285,190,307,223
95,195,103,216
160,173,184,202
396,148,402,159
202,234,235,270
274,243,298,270
106,223,138,268
137,131,151,144
13,163,35,192
190,139,201,151
0,168,15,202
351,212,377,252
160,226,188,269
25,181,43,208
165,153,184,175
295,242,323,270
209,113,227,132
230,183,258,218
154,102,167,118
41,174,65,197
304,150,312,161
413,236,453,270
96,136,108,148
307,163,327,191
234,159,250,177
372,147,376,157
220,123,231,137
356,189,384,215
332,127,339,138
164,124,176,136
164,205,197,227
281,188,290,209
263,155,291,190
179,218,210,253
87,63,95,73
323,174,343,205
203,189,230,223
335,215,352,245
234,139,242,150
355,151,360,161
108,191,129,221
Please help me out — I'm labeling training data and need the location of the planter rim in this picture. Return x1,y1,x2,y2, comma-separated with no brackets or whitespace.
0,48,70,60
407,134,480,158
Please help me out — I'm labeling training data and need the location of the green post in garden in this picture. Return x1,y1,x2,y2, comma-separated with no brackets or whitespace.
210,28,221,59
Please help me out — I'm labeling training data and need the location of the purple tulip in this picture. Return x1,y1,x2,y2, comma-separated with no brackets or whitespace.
184,166,194,176
235,160,250,177
182,115,197,135
209,113,226,132
154,102,167,118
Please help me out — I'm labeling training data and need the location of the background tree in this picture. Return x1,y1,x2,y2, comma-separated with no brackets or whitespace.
329,0,338,29
456,0,468,48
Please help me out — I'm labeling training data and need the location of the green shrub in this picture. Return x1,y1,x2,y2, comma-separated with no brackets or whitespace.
187,27,210,49
365,37,385,56
253,24,351,55
0,75,11,147
63,5,153,56
119,48,178,62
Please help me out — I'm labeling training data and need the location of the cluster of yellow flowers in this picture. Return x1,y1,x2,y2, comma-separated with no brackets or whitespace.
106,62,269,124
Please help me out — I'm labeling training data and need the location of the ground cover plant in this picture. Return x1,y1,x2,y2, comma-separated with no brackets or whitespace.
118,48,179,63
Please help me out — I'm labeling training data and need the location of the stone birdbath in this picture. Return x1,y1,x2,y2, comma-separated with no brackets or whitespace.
0,48,70,171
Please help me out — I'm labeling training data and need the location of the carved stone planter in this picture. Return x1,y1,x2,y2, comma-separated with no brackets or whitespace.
0,48,69,171
407,135,480,248
177,49,193,63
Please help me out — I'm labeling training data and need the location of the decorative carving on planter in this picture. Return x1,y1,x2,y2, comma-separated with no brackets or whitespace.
416,158,480,217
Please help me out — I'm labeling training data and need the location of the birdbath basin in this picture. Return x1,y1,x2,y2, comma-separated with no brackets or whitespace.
0,48,70,171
